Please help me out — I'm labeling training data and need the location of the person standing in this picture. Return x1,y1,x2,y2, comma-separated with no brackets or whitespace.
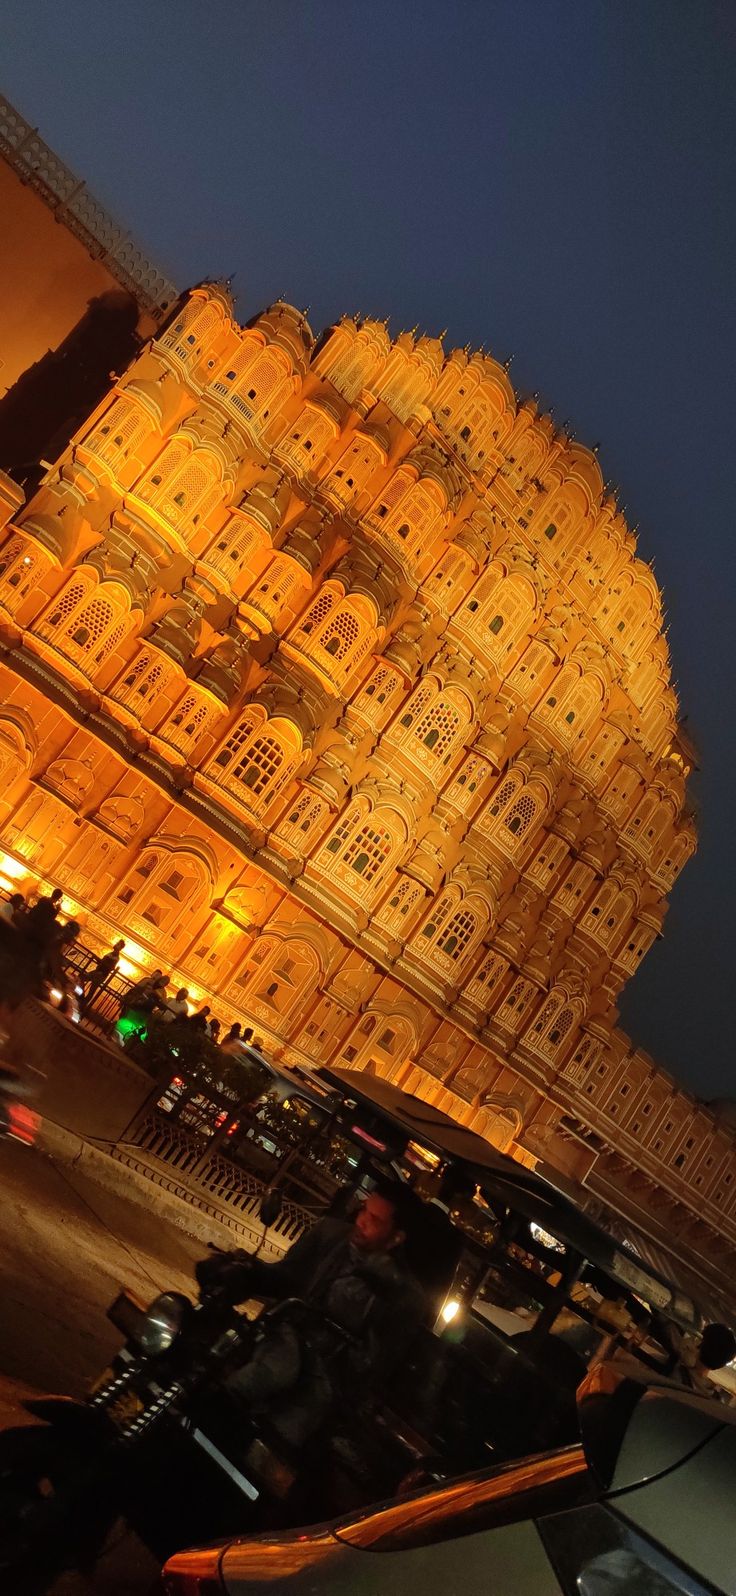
83,939,125,1009
24,888,63,952
163,986,190,1023
0,894,26,931
220,1022,246,1055
188,1003,212,1034
122,970,166,1018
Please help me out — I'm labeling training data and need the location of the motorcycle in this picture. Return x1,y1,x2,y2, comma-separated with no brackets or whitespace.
0,1249,427,1587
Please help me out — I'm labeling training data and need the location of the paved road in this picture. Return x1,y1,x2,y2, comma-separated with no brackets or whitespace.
0,1136,205,1594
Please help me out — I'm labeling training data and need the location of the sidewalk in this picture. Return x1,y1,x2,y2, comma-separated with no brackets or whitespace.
37,1116,291,1258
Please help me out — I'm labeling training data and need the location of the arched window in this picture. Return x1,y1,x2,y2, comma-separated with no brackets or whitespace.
245,557,310,634
159,458,220,529
443,754,491,814
417,889,457,945
278,790,329,849
466,950,508,1007
206,516,263,581
290,588,377,686
495,977,537,1031
503,791,542,840
463,572,535,660
547,1006,576,1051
507,641,554,700
376,877,425,934
0,725,30,792
41,581,132,673
538,668,603,746
40,580,92,637
68,596,114,651
487,772,523,819
316,802,405,896
159,299,224,365
137,441,188,504
601,763,641,823
275,403,338,473
0,537,41,613
503,434,544,491
526,833,569,888
211,345,291,436
554,860,595,915
323,433,384,508
395,678,436,733
531,493,582,551
84,398,152,472
0,536,26,584
656,833,694,889
117,651,173,709
298,587,338,636
619,921,656,972
625,793,667,856
578,724,625,785
234,351,282,410
240,737,287,795
424,547,474,610
367,472,445,558
351,664,404,728
94,617,129,669
325,817,394,882
137,443,222,532
408,692,469,764
209,713,301,813
164,694,219,757
528,992,579,1059
414,891,487,974
321,609,361,660
435,907,481,962
561,1035,602,1086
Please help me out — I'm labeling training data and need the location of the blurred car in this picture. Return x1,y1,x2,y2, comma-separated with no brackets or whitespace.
162,1366,736,1595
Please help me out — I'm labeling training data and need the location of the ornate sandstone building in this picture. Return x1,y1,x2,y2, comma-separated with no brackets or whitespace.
0,277,734,1312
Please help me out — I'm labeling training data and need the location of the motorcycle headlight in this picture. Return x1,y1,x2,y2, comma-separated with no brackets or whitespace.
139,1291,188,1355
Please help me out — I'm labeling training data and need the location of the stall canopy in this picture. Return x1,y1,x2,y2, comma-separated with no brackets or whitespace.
321,1068,703,1332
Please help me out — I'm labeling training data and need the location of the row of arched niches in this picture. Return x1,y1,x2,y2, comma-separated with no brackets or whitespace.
0,282,696,1016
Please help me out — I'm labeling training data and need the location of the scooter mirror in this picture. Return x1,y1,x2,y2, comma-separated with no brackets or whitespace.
260,1189,283,1226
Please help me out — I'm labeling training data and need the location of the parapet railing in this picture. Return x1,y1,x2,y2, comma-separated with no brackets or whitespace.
0,92,177,317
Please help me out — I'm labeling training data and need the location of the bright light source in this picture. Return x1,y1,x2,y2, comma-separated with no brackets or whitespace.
530,1222,565,1253
0,853,27,882
49,987,63,1003
440,1298,461,1325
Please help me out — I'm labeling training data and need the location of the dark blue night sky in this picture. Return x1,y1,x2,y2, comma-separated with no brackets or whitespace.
3,0,735,1096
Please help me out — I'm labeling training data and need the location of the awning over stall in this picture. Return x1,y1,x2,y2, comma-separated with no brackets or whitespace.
321,1068,703,1332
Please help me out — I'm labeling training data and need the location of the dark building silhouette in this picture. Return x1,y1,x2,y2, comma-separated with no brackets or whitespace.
0,289,140,489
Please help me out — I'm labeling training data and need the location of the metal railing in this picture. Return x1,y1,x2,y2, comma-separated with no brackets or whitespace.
120,1105,313,1245
0,92,177,317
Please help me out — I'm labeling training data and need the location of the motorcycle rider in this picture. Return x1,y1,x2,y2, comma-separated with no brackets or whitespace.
196,1183,427,1445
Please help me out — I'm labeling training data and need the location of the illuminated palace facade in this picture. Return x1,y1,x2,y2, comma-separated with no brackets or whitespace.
0,280,734,1301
